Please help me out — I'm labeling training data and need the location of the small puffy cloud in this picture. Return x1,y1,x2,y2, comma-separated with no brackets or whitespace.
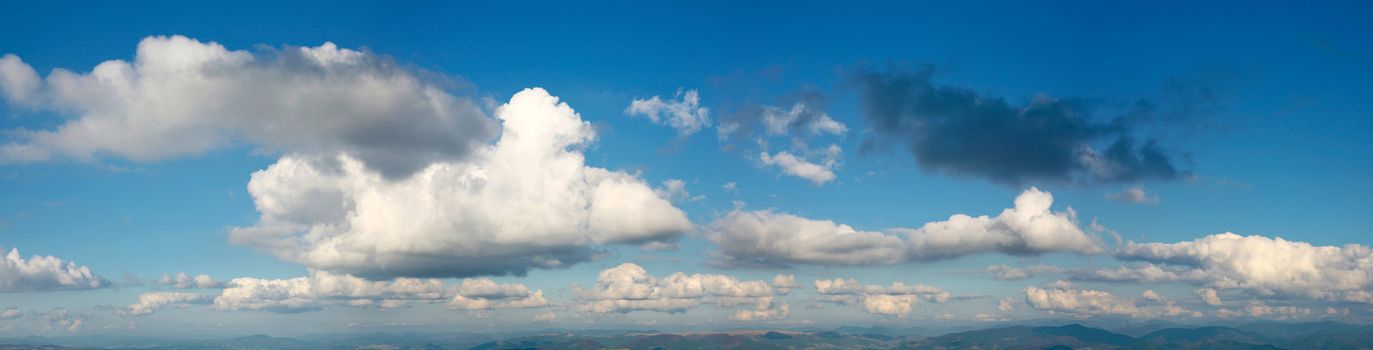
709,188,1102,267
1141,289,1165,302
1023,282,1141,317
655,179,702,203
814,278,950,318
0,307,20,320
759,146,840,185
626,89,711,136
449,278,549,310
0,247,106,292
1195,288,1223,306
998,298,1017,312
573,263,785,320
122,292,214,316
213,271,451,313
0,36,495,179
230,88,691,279
1106,186,1159,204
729,298,790,321
158,272,226,289
1113,233,1373,304
39,308,85,332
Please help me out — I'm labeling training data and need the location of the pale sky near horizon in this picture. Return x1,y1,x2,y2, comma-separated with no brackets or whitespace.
0,0,1371,336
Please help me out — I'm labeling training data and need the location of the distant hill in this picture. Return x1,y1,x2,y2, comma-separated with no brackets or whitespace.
3,323,1373,349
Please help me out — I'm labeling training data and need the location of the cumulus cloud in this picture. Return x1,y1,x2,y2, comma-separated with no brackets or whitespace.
1111,233,1373,304
0,307,20,320
126,272,548,316
448,278,549,310
814,278,950,318
759,145,841,185
212,271,452,312
625,89,711,136
0,247,106,292
1195,288,1223,306
573,263,788,320
532,311,558,323
1106,186,1159,204
1217,301,1314,320
122,292,214,316
0,35,495,179
158,272,226,289
717,89,849,185
708,210,906,268
852,65,1207,185
229,88,692,279
1023,282,1141,317
709,188,1102,267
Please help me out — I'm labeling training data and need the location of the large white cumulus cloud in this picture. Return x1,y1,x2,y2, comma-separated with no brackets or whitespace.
0,248,106,292
230,88,692,278
0,35,495,178
1110,233,1373,303
708,188,1102,267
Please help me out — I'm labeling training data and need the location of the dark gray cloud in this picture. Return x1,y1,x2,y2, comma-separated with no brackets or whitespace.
852,65,1213,185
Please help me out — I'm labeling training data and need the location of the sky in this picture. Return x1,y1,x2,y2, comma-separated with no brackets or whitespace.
0,0,1371,336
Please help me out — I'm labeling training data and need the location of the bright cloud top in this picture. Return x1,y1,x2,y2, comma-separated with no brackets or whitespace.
709,188,1103,267
0,247,106,292
0,36,495,179
229,88,692,279
1111,233,1373,303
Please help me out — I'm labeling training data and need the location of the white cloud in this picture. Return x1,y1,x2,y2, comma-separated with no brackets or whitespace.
1106,186,1159,204
213,271,452,312
158,272,226,289
904,188,1103,260
128,272,547,316
1113,233,1373,304
625,89,710,136
1217,301,1314,320
708,210,905,267
1141,289,1165,302
813,278,949,318
1195,288,1223,306
573,263,787,320
0,247,106,292
709,188,1102,267
229,88,692,278
1023,282,1141,317
448,278,549,310
122,292,214,316
0,307,20,320
655,179,702,203
759,147,839,185
0,36,495,179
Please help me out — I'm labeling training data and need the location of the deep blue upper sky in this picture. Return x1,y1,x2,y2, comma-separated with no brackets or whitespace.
0,0,1370,335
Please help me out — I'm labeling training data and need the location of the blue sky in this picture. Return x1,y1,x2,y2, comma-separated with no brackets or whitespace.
0,0,1371,336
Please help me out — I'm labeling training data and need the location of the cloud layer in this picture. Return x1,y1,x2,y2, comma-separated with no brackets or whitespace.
708,188,1103,267
229,88,692,279
0,36,495,179
573,263,791,321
